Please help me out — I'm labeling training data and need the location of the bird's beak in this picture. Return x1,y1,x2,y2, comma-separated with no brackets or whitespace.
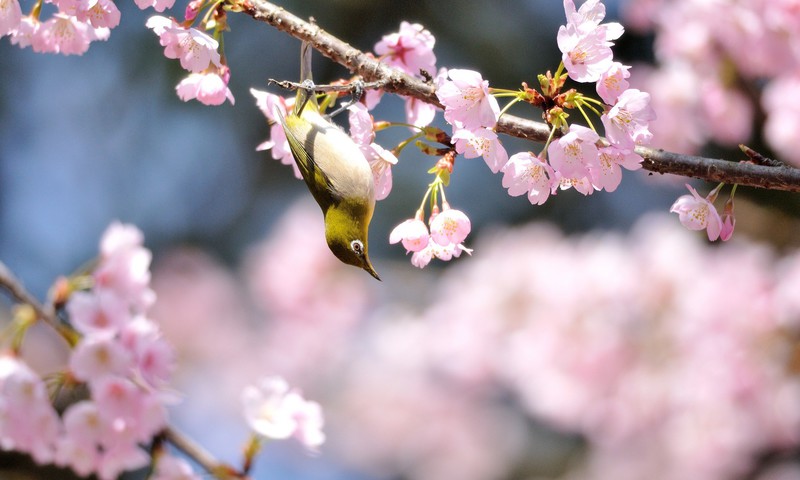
363,260,381,281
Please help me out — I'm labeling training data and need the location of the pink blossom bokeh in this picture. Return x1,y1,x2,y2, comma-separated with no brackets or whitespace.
148,199,800,480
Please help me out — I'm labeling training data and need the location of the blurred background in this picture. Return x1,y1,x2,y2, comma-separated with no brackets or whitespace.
3,0,800,479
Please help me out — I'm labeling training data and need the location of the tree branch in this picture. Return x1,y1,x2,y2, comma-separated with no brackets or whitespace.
240,0,800,193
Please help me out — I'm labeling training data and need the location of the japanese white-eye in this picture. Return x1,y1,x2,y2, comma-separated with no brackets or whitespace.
280,41,380,280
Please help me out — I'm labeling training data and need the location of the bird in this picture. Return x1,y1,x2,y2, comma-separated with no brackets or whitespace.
280,41,380,280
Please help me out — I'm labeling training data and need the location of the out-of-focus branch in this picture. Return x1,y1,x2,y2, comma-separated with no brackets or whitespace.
239,0,800,193
0,261,59,331
163,427,247,479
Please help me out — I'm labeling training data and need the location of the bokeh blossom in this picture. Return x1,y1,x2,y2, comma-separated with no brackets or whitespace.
148,208,800,480
241,376,325,451
622,0,800,164
374,21,436,78
0,222,186,479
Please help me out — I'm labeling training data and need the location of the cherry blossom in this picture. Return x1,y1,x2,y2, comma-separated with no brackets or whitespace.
389,217,430,253
93,376,167,443
547,124,600,178
670,184,723,241
176,67,235,106
562,0,623,40
70,336,133,383
557,25,614,83
0,0,21,37
348,103,397,200
55,435,100,477
452,128,509,173
134,0,174,13
96,443,151,480
501,152,556,205
596,62,630,105
601,88,656,149
35,14,97,55
430,205,471,247
558,174,596,196
437,69,500,130
120,317,175,388
94,221,155,311
410,239,472,269
0,355,60,464
589,145,642,192
365,143,397,201
66,290,131,336
405,96,437,128
374,21,436,78
146,16,221,73
57,0,120,29
8,15,39,48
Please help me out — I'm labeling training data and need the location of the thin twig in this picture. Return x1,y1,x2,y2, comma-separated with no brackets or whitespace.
163,426,246,479
240,0,800,193
0,260,59,331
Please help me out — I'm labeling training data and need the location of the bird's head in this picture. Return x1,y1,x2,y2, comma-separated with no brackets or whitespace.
323,199,380,281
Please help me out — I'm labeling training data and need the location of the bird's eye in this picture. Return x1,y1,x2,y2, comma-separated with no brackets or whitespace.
350,240,364,256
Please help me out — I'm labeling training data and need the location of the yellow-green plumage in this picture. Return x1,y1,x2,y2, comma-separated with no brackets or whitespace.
280,42,380,280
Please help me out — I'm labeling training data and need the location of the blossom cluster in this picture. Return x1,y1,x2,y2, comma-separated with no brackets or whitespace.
0,0,173,54
56,222,177,479
0,222,188,479
389,204,472,268
0,0,232,106
622,0,800,165
147,15,233,106
450,0,654,204
0,222,327,478
417,216,800,480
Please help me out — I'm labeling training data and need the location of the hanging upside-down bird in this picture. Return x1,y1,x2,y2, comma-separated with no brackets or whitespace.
279,41,380,280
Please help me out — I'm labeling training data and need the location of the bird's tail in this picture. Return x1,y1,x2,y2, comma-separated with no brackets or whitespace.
293,41,319,116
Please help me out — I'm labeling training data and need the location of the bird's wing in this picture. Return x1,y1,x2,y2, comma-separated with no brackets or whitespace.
282,114,338,205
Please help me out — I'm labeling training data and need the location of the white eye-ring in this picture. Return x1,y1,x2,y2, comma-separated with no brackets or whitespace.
350,240,364,256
